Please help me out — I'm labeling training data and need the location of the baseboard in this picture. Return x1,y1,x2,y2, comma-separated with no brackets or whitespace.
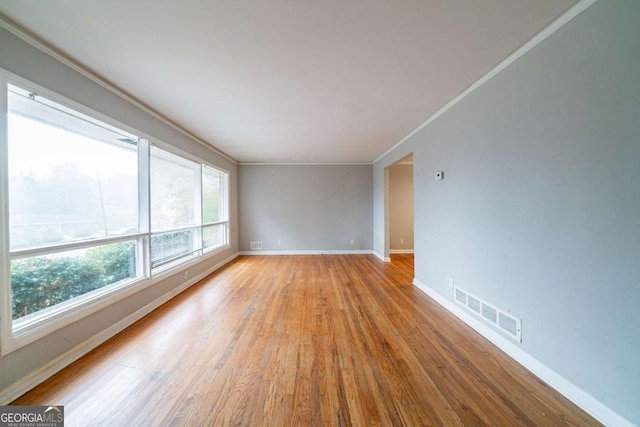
238,250,373,256
373,251,391,262
0,252,239,405
412,278,635,427
389,249,414,254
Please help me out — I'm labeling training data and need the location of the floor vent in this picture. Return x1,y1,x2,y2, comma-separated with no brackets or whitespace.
250,241,263,250
453,286,522,342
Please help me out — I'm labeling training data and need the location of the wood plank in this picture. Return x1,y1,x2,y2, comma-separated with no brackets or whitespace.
12,254,601,426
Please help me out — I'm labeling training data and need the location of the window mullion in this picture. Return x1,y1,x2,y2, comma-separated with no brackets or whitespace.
151,225,201,236
194,164,203,255
138,138,151,278
222,173,229,245
9,233,148,260
202,220,230,227
223,173,229,223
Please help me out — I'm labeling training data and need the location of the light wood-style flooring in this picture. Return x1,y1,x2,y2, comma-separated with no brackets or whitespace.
13,254,599,426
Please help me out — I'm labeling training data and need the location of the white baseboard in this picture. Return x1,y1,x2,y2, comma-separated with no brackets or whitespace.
412,278,635,427
0,252,239,405
389,249,414,254
373,251,391,262
238,249,373,256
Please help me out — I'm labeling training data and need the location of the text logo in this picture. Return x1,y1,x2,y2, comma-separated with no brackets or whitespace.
0,406,64,427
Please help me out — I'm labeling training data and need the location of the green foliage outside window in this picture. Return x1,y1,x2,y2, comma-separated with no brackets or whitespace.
11,242,135,320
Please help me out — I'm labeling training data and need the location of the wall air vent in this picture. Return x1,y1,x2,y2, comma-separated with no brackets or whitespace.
453,286,522,342
467,295,481,314
455,288,467,304
250,241,262,250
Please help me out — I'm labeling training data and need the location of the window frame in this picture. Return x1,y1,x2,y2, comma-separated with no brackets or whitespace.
150,145,201,271
149,144,230,274
0,69,230,355
0,72,153,354
202,164,230,252
200,164,230,253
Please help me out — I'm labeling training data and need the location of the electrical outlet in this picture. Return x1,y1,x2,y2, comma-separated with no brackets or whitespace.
350,239,355,245
184,270,189,279
400,238,404,244
277,239,281,245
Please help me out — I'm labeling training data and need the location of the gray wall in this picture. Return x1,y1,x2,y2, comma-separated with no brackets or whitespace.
0,27,238,392
389,164,413,251
239,165,372,251
374,0,640,423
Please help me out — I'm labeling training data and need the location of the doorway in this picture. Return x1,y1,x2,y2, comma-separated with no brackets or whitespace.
385,155,414,267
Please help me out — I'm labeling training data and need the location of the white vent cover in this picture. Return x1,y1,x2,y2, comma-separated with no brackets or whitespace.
482,304,497,323
453,286,522,342
250,241,262,250
467,295,481,314
498,313,519,337
455,288,467,304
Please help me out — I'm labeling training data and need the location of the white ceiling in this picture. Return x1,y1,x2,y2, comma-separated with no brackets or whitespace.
0,1,578,164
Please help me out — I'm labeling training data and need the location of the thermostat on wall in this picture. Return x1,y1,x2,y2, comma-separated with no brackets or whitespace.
435,171,444,181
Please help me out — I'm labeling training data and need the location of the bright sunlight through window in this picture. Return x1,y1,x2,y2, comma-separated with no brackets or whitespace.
2,80,229,349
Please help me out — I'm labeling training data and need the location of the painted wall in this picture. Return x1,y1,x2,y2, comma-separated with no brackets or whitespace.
388,164,413,251
0,27,239,395
374,0,639,424
239,165,372,252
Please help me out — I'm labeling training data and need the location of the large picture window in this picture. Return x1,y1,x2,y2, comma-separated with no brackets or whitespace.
150,147,199,269
7,84,144,328
202,165,229,250
1,77,230,351
150,147,229,269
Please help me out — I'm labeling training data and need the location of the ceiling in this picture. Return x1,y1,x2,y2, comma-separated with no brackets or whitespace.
0,1,578,164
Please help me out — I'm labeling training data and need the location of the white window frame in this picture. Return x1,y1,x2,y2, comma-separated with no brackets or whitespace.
149,145,202,272
0,71,154,354
202,164,230,253
149,145,230,274
0,69,230,355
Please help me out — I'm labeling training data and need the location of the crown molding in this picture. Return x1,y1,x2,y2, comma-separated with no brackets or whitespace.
239,162,372,166
373,0,599,165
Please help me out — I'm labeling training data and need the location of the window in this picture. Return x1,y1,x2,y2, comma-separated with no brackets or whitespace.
150,147,229,270
8,86,140,249
11,241,138,320
6,83,145,331
202,165,229,250
1,75,230,352
150,147,199,269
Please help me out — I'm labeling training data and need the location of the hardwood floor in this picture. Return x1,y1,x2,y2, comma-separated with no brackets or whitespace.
13,254,599,426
